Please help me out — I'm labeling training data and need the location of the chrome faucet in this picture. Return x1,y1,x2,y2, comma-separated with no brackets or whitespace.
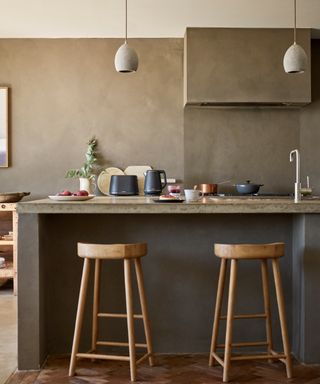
289,149,301,203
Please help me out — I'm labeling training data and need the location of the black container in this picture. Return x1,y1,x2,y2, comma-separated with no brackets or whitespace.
109,175,139,196
144,170,167,196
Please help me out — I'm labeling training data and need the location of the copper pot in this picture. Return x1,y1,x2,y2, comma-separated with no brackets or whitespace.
193,183,218,195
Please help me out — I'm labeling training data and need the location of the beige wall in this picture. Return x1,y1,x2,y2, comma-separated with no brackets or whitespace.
0,39,184,197
1,0,320,38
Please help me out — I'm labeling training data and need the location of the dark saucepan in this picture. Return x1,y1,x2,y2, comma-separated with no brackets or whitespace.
234,180,263,195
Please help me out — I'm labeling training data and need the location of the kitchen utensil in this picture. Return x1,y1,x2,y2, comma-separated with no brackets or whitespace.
109,175,139,196
217,179,232,185
124,165,152,195
185,189,203,202
97,168,124,195
234,180,264,194
144,170,167,196
0,192,30,203
193,183,218,195
105,167,125,175
48,195,95,201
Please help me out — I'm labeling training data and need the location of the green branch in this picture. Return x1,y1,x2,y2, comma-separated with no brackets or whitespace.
65,137,98,180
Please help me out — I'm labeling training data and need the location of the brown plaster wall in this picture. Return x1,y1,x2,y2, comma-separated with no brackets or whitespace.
184,108,300,193
0,37,318,197
300,40,320,195
0,39,184,197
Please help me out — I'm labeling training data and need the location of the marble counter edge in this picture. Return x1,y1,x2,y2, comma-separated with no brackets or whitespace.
16,197,320,214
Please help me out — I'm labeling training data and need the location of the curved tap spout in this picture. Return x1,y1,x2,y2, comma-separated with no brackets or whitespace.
289,149,301,203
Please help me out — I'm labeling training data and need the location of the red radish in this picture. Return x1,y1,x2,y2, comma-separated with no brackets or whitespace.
75,190,89,196
60,190,72,196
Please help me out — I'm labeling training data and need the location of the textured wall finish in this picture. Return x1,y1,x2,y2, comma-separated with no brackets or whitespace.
184,108,300,193
0,37,318,198
300,40,320,195
0,39,184,196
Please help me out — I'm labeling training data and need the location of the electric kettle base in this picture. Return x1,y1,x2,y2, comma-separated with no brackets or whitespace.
144,192,161,196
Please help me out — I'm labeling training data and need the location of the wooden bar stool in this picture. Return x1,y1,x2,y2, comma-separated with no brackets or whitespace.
69,242,154,381
209,242,292,382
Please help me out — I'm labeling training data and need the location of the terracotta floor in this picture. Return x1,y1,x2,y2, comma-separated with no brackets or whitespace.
6,355,320,384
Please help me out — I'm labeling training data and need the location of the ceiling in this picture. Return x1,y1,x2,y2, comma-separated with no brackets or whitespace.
0,0,319,38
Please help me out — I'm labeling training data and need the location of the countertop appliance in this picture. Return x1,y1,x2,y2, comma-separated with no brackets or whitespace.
109,175,139,196
144,170,167,196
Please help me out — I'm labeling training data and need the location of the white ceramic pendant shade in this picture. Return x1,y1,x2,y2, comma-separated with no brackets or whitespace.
283,0,307,74
114,0,138,73
283,42,307,73
115,42,138,73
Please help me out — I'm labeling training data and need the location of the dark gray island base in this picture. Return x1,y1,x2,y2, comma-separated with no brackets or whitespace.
17,197,320,370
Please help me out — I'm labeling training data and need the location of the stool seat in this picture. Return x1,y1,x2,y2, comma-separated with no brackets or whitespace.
214,242,284,260
77,242,147,260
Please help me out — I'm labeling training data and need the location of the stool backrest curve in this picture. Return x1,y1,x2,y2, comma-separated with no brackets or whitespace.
77,242,147,259
214,242,284,259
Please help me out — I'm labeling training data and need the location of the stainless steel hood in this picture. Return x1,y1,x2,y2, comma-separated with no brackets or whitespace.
184,28,311,108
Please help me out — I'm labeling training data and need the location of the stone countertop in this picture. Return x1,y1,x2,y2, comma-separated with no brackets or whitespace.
16,196,320,214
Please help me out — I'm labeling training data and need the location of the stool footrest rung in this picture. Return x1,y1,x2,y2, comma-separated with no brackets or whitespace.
270,349,288,364
76,352,130,361
136,352,152,365
216,341,268,349
231,353,286,361
220,313,267,320
97,341,147,348
98,312,143,319
211,352,225,367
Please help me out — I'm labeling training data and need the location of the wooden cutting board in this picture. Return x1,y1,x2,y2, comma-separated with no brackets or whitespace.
124,166,152,195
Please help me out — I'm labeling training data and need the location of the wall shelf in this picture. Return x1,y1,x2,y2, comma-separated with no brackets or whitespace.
0,203,18,294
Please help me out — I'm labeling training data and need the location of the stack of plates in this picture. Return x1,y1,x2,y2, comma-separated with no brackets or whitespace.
0,257,5,268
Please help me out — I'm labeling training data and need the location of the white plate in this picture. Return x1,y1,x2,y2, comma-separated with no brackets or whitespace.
48,195,95,201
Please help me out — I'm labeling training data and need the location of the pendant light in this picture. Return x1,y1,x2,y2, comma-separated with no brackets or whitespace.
283,0,307,74
114,0,138,73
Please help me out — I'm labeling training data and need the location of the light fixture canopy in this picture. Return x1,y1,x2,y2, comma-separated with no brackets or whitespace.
283,0,307,74
114,0,139,73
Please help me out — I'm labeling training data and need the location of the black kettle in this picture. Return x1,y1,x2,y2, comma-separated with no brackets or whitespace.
144,170,167,196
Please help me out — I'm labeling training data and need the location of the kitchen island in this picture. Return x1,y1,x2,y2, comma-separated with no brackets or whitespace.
17,197,320,370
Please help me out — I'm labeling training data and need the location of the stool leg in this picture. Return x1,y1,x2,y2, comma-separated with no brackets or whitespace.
209,258,227,367
69,258,91,376
91,259,101,355
223,259,237,383
261,259,273,361
124,259,137,381
272,258,293,379
134,258,154,367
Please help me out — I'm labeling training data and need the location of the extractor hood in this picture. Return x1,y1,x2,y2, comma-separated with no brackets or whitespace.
184,28,311,108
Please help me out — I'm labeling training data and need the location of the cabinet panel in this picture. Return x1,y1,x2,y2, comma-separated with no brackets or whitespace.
184,28,311,106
